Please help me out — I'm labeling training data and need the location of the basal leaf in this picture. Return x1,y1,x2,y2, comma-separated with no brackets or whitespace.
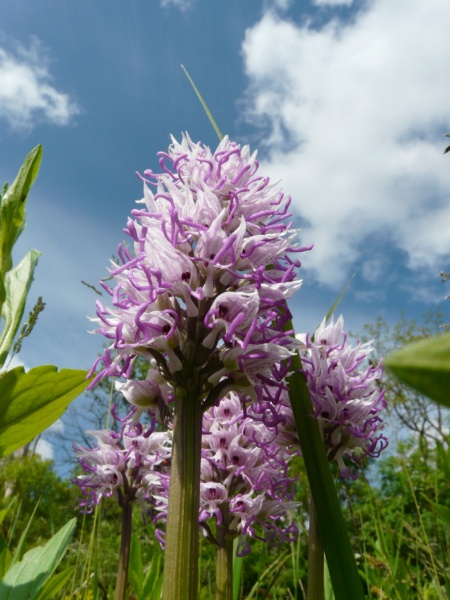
384,332,450,407
0,366,91,457
0,519,75,600
0,250,41,369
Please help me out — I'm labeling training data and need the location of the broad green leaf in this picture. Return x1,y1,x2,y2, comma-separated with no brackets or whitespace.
384,332,450,407
0,518,76,600
0,146,42,279
34,567,76,600
0,365,91,457
0,250,41,369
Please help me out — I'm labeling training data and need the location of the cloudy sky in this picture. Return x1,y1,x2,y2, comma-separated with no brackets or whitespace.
1,0,449,459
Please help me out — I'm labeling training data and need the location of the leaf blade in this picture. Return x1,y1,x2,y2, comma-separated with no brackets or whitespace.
0,249,41,369
0,366,91,457
384,332,450,406
0,519,76,600
0,146,42,278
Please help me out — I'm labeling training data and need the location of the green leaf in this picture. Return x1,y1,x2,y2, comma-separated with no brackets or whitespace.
141,553,163,599
0,518,76,600
436,440,450,480
285,319,365,600
384,332,450,407
10,501,40,567
0,146,42,279
0,498,17,528
322,274,354,326
129,533,144,597
0,250,41,369
0,548,12,582
0,365,91,457
34,567,76,600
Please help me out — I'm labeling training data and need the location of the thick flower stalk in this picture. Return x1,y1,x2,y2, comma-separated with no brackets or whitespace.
87,134,308,599
298,316,387,479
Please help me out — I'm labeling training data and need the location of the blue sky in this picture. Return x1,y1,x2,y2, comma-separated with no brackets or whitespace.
1,0,449,459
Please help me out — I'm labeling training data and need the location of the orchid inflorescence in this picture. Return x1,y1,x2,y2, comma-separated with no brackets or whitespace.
298,316,388,479
75,134,387,583
87,133,309,413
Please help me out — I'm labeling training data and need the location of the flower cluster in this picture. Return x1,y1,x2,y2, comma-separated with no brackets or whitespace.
200,391,298,556
88,134,309,411
74,420,171,528
298,316,387,479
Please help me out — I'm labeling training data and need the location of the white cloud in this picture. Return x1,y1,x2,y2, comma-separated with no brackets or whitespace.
49,419,65,435
0,38,79,131
5,354,26,371
160,0,193,10
241,0,450,288
35,438,53,460
265,0,292,10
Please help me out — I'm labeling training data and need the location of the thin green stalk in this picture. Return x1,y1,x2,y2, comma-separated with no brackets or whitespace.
402,458,445,600
114,499,133,600
216,505,233,600
308,497,324,600
181,65,223,141
69,512,86,598
81,502,100,594
162,385,203,600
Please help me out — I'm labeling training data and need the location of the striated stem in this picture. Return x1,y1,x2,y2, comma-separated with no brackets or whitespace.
162,385,203,600
216,507,233,600
307,496,324,600
114,499,133,600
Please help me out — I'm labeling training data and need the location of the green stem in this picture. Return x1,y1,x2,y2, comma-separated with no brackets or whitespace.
114,499,133,600
307,497,324,600
216,507,233,600
162,386,203,600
